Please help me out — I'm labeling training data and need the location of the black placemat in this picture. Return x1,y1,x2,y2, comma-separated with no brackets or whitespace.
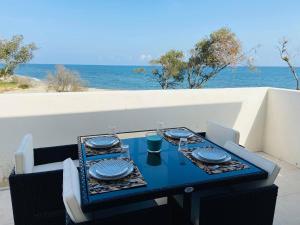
86,159,147,195
161,128,204,145
80,135,124,157
180,148,250,175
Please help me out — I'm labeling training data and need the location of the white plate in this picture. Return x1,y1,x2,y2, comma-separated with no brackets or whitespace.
85,136,119,149
89,159,134,180
165,129,194,139
196,148,227,161
89,165,134,180
95,159,131,177
192,148,232,164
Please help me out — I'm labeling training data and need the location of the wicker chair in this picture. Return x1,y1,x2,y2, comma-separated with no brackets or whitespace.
9,134,78,225
62,158,169,225
192,184,278,225
172,141,280,225
65,206,170,225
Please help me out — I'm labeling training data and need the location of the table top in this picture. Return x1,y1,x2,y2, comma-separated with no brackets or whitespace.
78,128,267,212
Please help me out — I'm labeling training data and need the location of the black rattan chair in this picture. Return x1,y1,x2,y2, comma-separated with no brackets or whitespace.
9,144,78,225
65,203,170,225
170,184,278,225
171,140,280,225
195,184,278,225
63,158,174,225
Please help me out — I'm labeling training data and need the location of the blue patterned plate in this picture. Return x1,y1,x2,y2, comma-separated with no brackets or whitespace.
165,129,194,139
89,159,134,180
85,136,119,149
192,148,231,164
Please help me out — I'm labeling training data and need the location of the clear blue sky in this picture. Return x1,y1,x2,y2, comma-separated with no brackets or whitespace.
1,0,300,66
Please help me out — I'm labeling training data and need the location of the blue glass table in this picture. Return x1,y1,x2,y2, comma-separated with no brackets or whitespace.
78,128,267,212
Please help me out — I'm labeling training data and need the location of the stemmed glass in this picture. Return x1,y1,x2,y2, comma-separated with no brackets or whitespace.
108,124,123,148
178,138,188,151
119,144,131,160
108,125,118,136
178,138,188,165
156,121,165,134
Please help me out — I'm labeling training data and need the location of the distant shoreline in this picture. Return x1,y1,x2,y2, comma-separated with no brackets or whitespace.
13,63,299,68
0,74,114,94
15,74,41,82
8,65,300,90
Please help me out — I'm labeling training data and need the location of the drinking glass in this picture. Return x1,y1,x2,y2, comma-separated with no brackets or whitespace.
178,138,188,151
156,121,165,133
119,144,130,160
108,125,118,136
178,138,188,165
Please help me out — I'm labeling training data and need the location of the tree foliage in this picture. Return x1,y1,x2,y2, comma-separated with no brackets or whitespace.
278,38,299,90
138,28,255,90
0,35,37,77
150,50,186,89
46,65,86,92
187,27,244,88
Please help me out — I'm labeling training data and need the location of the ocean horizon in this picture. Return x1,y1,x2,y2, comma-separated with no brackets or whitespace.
13,64,300,90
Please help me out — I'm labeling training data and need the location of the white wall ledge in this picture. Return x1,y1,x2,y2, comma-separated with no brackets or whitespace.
0,87,299,178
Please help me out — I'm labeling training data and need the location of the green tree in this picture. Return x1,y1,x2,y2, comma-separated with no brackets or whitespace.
150,50,186,89
0,35,37,78
187,28,251,88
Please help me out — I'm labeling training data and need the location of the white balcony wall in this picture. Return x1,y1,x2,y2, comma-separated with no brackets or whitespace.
263,88,300,167
0,88,268,178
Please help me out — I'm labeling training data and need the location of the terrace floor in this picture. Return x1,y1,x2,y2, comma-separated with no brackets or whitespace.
1,152,300,225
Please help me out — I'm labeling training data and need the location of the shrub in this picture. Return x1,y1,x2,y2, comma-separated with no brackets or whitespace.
46,65,86,92
0,81,18,92
18,83,30,89
12,76,33,89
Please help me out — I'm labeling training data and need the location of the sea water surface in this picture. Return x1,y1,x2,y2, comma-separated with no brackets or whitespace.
14,64,300,90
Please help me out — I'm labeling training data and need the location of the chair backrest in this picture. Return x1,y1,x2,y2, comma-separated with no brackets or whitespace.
14,134,34,174
224,141,280,187
63,158,89,223
206,121,240,147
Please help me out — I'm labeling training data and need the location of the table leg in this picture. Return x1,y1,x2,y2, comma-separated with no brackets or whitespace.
183,193,192,225
167,195,192,225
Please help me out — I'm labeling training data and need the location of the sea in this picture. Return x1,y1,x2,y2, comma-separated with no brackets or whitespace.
13,64,300,90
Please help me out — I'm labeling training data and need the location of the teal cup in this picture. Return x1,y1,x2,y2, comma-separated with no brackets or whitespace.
146,132,163,152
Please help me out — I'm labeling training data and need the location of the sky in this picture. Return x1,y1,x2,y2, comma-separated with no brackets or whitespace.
1,0,300,66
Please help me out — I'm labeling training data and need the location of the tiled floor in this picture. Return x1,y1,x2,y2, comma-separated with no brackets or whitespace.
0,187,13,225
1,152,300,225
257,152,300,225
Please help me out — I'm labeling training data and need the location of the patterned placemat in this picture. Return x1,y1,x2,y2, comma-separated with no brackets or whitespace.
86,159,147,195
180,148,250,175
160,128,204,145
80,135,124,157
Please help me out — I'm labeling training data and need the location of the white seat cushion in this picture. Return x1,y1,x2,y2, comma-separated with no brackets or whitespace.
206,121,240,147
224,141,280,187
15,134,34,174
14,134,80,174
33,160,79,173
63,158,89,223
